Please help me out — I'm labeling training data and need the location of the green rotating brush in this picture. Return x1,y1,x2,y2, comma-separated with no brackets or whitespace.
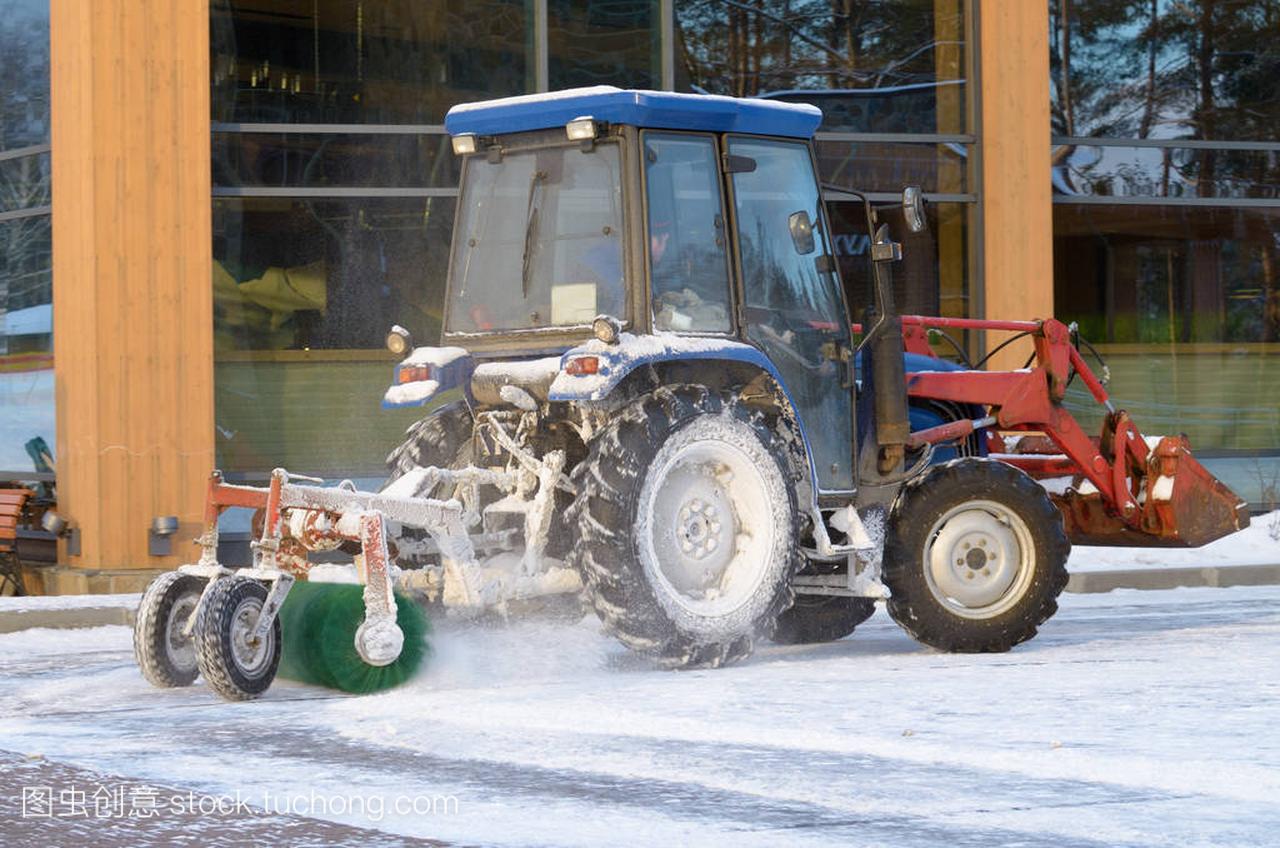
277,581,430,694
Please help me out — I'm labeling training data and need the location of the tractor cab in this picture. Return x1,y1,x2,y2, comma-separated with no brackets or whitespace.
440,86,868,492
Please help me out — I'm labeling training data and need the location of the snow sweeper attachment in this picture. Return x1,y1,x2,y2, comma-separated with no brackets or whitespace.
132,468,497,700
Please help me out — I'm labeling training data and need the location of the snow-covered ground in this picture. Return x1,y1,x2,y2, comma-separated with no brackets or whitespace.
1,585,1277,846
0,592,140,611
1069,510,1280,571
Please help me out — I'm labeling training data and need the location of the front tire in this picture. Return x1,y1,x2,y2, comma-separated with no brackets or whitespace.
134,571,206,688
883,459,1069,652
195,577,282,701
570,386,801,669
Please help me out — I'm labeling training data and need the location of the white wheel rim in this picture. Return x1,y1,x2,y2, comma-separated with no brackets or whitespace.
638,418,777,620
164,593,198,671
923,499,1035,619
229,596,274,676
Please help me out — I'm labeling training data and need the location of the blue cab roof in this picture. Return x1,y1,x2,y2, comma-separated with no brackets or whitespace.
444,86,823,140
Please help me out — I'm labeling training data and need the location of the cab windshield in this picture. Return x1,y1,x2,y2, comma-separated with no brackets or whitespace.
446,141,625,334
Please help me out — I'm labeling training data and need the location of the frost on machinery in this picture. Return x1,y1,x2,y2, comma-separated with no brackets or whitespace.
134,87,1250,700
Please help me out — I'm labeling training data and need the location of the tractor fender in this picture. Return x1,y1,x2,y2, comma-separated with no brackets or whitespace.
381,346,475,409
550,333,824,495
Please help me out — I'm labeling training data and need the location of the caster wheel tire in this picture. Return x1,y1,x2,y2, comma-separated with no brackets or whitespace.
195,576,282,701
134,571,206,688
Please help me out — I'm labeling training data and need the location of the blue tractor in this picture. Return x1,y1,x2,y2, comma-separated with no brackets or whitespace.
380,87,1069,667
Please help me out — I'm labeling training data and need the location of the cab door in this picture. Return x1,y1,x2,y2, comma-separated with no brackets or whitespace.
726,137,855,492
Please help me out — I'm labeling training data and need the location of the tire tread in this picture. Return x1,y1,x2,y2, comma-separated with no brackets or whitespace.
568,386,800,669
195,577,282,701
882,458,1070,653
134,571,205,688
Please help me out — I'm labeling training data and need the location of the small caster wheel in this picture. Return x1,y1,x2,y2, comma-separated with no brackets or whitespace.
195,576,281,701
134,571,207,688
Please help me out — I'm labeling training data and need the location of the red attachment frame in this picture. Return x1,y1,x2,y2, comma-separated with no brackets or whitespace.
197,471,361,575
882,316,1249,547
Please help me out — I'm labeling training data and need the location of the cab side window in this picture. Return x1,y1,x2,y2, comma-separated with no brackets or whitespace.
642,133,732,333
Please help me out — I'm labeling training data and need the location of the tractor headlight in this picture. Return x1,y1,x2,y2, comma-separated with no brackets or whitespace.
592,315,621,345
385,325,412,355
451,133,477,156
566,117,597,141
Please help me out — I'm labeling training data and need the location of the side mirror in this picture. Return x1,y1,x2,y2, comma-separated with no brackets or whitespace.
788,210,816,255
902,185,927,233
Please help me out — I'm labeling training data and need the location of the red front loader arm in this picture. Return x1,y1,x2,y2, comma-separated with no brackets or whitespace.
869,316,1250,548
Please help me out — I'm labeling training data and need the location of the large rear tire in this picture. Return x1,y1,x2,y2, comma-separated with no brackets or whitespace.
569,386,801,669
883,458,1070,652
383,401,476,574
385,400,473,492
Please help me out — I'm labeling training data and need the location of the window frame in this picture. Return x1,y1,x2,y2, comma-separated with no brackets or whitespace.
441,132,633,345
638,128,738,338
722,133,854,351
722,132,859,496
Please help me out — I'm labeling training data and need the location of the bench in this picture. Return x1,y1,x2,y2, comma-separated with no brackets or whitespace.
0,488,32,595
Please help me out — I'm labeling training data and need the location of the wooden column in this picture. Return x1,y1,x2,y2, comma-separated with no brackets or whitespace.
51,0,213,579
977,1,1054,362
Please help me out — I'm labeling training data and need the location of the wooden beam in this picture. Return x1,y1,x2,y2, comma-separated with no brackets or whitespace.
51,0,213,572
978,1,1054,365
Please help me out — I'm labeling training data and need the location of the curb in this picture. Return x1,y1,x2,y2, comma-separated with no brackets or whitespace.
1066,564,1280,594
1,565,1278,632
0,606,135,634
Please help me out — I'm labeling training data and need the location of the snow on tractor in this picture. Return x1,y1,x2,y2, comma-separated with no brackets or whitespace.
133,87,1250,701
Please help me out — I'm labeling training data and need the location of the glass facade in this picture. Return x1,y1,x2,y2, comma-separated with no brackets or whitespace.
210,0,974,479
211,0,533,124
0,0,52,475
548,0,661,90
1050,0,1280,505
209,0,498,478
676,0,973,329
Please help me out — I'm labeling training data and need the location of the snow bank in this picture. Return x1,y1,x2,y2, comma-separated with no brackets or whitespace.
0,624,132,656
0,592,139,611
1068,509,1280,571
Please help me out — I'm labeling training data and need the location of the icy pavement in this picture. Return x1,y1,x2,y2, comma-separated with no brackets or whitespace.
0,751,444,847
0,586,1277,847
